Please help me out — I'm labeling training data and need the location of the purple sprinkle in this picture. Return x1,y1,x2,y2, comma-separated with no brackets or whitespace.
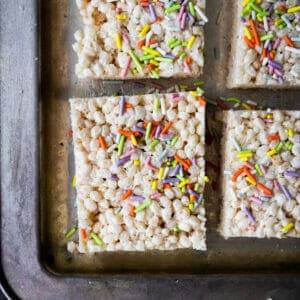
244,207,255,223
110,174,118,181
116,156,130,167
268,59,282,70
164,53,176,59
284,171,300,177
268,42,272,52
155,125,161,138
188,188,200,198
187,12,195,23
192,158,197,166
268,5,273,14
131,195,146,201
172,164,181,176
281,185,292,200
277,76,284,84
133,125,146,134
182,0,190,6
160,133,174,140
273,37,281,50
163,178,179,184
149,4,157,22
240,17,246,23
120,96,125,116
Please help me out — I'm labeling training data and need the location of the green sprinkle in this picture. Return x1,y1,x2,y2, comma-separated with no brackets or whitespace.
145,122,152,141
204,97,218,106
140,54,155,61
171,136,179,146
167,38,177,46
275,141,284,153
238,150,253,155
241,7,251,16
128,50,143,73
135,200,152,213
179,52,187,59
154,97,160,111
285,141,293,151
113,91,120,96
151,70,160,79
255,164,263,176
194,183,200,192
149,139,159,150
279,22,287,29
154,57,173,62
181,186,187,193
65,227,77,238
169,40,181,48
275,9,285,15
249,2,263,13
118,135,126,156
165,4,181,14
260,33,274,41
189,2,195,16
90,232,104,246
226,97,241,103
193,80,204,86
197,87,205,95
173,226,180,233
176,174,185,181
171,159,178,167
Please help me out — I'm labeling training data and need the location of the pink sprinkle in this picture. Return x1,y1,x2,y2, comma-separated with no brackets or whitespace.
121,56,131,78
116,7,122,13
156,1,163,7
140,2,149,7
273,37,281,50
244,162,254,169
260,164,267,175
172,95,184,102
122,33,130,44
120,148,135,159
264,118,273,123
180,12,187,29
145,157,159,172
273,179,280,191
274,69,283,76
248,225,256,231
150,192,161,199
177,6,185,22
184,61,191,73
250,196,263,205
268,65,274,75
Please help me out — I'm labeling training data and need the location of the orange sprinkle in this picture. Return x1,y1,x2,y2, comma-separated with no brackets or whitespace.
243,167,257,184
121,189,133,200
244,36,255,48
118,129,139,137
262,48,267,58
143,121,160,127
283,35,295,48
190,195,197,202
129,205,136,217
187,183,194,189
149,39,157,45
98,135,107,150
174,154,190,170
80,228,87,240
231,167,245,182
160,121,173,136
257,183,273,196
164,183,171,189
269,51,275,60
186,56,192,65
249,19,260,46
150,125,157,138
278,5,286,11
268,133,280,141
185,158,192,167
68,130,73,138
196,96,206,106
156,16,162,22
125,102,133,109
138,39,146,49
147,64,154,71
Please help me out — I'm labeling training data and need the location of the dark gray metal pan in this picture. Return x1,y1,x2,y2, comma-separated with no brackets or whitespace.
1,0,300,298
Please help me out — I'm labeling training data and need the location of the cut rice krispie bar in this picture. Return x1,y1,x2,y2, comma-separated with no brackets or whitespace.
220,110,300,238
73,0,207,79
228,1,300,88
70,92,207,252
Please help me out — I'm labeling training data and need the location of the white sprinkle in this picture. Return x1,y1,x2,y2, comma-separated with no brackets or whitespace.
160,97,166,115
194,6,208,23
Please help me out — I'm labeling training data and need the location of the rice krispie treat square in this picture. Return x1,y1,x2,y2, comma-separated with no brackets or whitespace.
220,110,300,238
73,0,207,79
70,92,207,252
228,1,300,88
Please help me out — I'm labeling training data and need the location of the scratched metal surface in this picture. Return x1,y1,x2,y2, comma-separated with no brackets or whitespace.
1,0,300,299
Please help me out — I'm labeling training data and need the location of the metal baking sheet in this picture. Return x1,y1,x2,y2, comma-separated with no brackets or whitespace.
1,0,300,298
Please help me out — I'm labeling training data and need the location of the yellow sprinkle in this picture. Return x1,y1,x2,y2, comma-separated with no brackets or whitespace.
282,223,294,233
179,84,188,90
149,59,159,66
266,113,273,119
245,177,256,185
115,33,122,49
190,91,198,97
188,203,194,211
288,128,294,137
189,195,194,202
134,160,140,166
131,135,137,146
241,102,251,110
152,180,158,190
142,46,159,56
187,35,196,48
240,157,249,162
178,179,190,188
242,0,251,7
116,14,126,20
139,24,151,37
72,175,76,187
287,6,300,13
244,26,252,40
204,176,210,183
267,149,277,156
256,14,263,22
275,18,283,26
166,161,171,166
158,168,164,180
